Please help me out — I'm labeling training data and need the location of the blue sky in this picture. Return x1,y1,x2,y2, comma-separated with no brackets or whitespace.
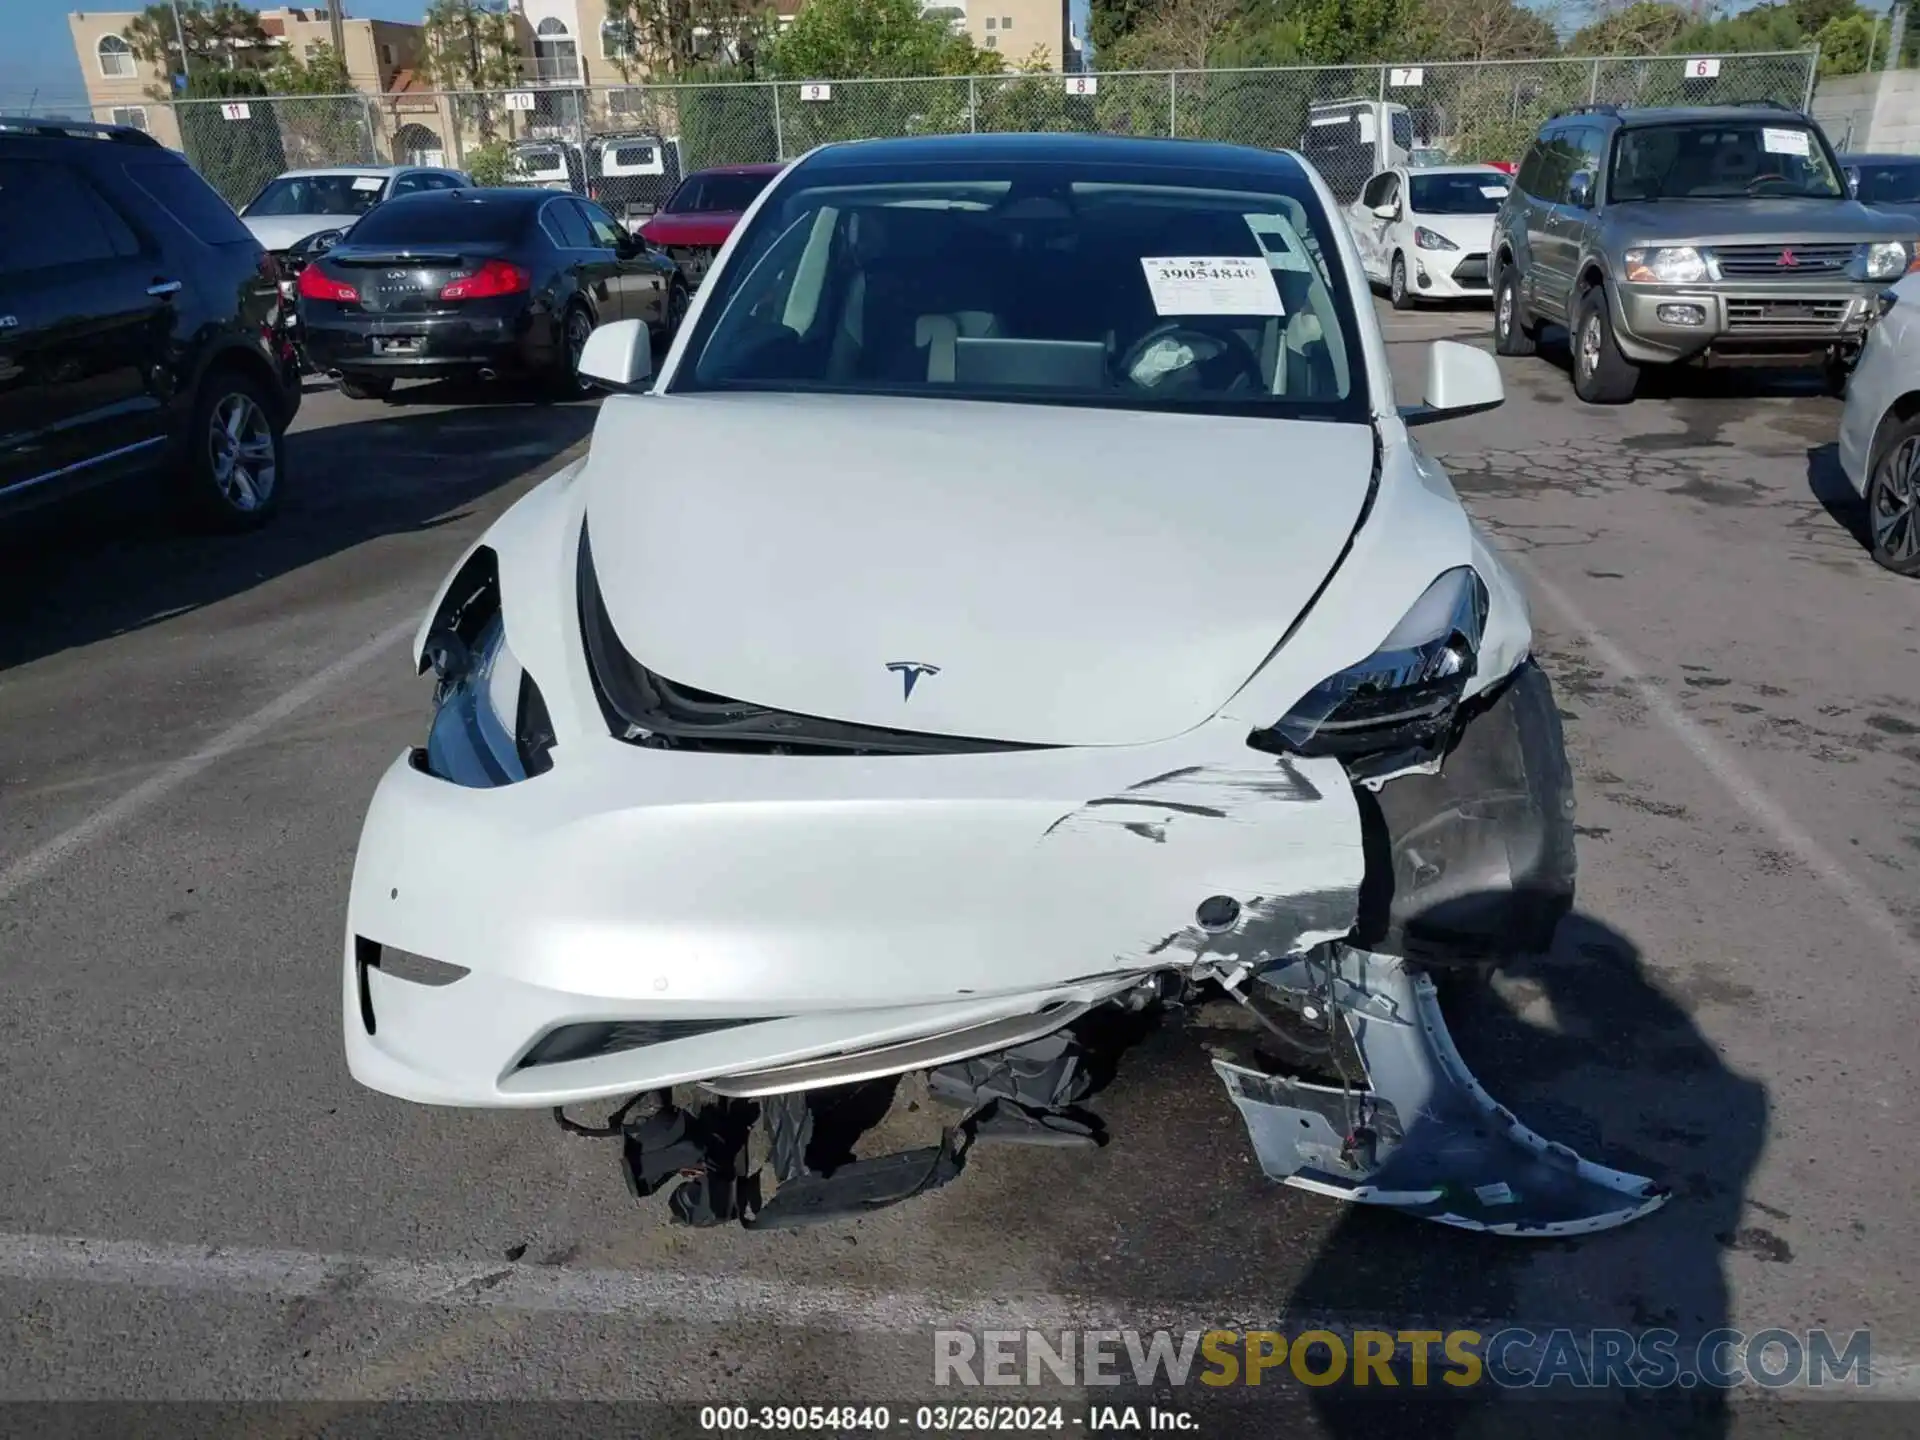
4,0,424,109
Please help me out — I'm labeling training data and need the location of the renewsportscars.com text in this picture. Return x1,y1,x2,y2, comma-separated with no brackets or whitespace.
933,1327,1873,1390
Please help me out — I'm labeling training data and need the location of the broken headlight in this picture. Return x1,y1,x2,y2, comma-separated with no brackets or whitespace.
1252,567,1489,760
422,612,556,787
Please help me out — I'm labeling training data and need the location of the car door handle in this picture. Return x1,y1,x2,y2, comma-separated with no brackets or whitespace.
147,280,183,297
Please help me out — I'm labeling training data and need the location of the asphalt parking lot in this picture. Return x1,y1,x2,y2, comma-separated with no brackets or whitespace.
3,314,1919,1436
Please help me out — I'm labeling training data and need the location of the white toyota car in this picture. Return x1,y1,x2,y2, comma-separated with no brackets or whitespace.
1347,163,1513,309
343,134,1666,1236
1838,270,1920,575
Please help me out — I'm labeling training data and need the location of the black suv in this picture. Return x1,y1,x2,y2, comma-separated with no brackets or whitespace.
0,117,301,527
1489,104,1913,403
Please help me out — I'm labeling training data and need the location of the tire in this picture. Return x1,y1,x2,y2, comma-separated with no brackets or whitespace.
661,279,690,338
1389,252,1416,311
180,367,287,531
1571,285,1638,405
337,376,393,401
1866,418,1920,576
1822,354,1851,399
1493,265,1536,357
553,304,595,398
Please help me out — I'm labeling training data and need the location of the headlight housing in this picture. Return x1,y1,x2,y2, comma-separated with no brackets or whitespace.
1413,226,1458,252
422,613,556,787
1862,240,1914,280
1623,246,1707,285
1251,568,1489,763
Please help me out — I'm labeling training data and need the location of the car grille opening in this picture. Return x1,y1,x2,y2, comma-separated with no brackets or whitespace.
1725,298,1854,330
516,1018,775,1070
668,244,715,285
1452,254,1489,286
1713,243,1854,278
574,522,1042,757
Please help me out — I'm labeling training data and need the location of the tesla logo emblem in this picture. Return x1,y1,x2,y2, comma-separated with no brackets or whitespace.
885,661,940,700
1778,249,1799,267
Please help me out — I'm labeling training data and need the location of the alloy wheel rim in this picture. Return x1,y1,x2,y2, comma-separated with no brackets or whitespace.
1497,285,1512,337
1581,314,1601,378
208,392,275,511
1392,260,1405,301
1873,437,1920,562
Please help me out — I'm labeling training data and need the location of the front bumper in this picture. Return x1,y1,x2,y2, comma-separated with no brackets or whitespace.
1409,249,1490,300
302,307,557,381
344,658,1573,1110
1612,282,1877,365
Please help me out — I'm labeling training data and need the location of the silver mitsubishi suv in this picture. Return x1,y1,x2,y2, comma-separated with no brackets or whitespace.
1488,102,1916,403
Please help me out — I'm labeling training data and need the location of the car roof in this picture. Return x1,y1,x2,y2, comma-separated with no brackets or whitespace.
684,162,784,178
1401,163,1507,177
275,165,420,178
796,132,1315,185
387,186,548,206
1598,106,1816,128
1841,152,1920,165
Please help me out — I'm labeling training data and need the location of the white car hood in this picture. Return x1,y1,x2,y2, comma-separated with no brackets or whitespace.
1410,211,1496,253
583,391,1375,748
243,214,363,251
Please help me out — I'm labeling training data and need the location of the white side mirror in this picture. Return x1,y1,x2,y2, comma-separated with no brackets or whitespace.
578,318,652,394
1372,203,1397,220
1402,339,1504,427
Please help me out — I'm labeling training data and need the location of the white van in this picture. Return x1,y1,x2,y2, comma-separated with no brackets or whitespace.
1300,98,1414,206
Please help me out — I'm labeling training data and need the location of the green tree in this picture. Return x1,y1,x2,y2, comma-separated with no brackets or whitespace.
1567,1,1697,55
678,59,781,164
125,0,272,97
766,0,1001,79
1292,0,1426,64
420,0,524,145
261,42,375,166
601,0,776,80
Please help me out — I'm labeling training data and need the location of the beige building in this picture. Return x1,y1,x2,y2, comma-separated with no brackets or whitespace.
68,7,426,151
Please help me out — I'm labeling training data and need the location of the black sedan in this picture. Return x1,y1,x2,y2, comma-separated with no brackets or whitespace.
1841,152,1920,220
296,187,688,400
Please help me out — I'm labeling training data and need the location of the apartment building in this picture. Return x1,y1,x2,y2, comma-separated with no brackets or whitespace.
68,6,425,148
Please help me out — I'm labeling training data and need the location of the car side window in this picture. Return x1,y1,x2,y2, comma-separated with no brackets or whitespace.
1534,128,1577,205
1515,141,1546,199
573,199,626,249
542,198,593,248
425,173,462,190
1381,173,1401,210
388,174,427,197
1569,126,1606,204
0,159,142,276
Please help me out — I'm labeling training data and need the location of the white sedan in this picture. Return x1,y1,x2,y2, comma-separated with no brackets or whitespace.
340,134,1666,1236
1348,164,1513,309
1839,271,1920,575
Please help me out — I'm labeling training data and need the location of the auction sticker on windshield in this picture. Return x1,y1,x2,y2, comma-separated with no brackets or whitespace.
1762,127,1811,157
352,176,385,191
1481,185,1510,198
1141,257,1285,317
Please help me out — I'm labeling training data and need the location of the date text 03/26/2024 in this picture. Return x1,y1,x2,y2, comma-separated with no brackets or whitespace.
698,1406,1195,1432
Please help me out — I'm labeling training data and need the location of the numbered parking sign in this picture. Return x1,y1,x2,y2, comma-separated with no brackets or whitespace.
800,82,832,102
1388,67,1423,88
219,101,251,121
504,91,535,111
1684,57,1722,79
1065,75,1097,97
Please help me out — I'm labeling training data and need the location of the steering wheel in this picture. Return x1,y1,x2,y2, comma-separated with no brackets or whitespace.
1117,319,1268,394
1745,172,1793,194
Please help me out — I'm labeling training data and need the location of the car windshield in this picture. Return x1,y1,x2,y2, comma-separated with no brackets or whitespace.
244,173,387,216
675,159,1367,420
667,172,776,214
1409,172,1509,215
1853,161,1920,205
1609,121,1844,201
343,194,532,246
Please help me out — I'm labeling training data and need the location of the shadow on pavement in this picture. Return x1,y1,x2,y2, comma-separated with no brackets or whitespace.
1282,911,1766,1436
0,392,596,673
1807,441,1873,555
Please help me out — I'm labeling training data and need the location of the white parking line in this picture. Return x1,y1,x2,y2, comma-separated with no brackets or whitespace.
1510,555,1920,974
0,620,413,906
2,1230,1913,1394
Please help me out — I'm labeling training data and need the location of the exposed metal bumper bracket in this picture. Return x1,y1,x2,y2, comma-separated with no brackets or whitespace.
1212,947,1670,1236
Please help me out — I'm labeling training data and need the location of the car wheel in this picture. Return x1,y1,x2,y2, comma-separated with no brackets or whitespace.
1390,252,1416,311
1866,420,1920,576
181,367,286,531
1493,267,1536,357
556,304,595,397
1571,286,1638,405
337,376,393,401
664,279,690,337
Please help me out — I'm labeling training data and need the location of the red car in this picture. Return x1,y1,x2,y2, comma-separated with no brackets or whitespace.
638,162,785,289
1485,160,1518,175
